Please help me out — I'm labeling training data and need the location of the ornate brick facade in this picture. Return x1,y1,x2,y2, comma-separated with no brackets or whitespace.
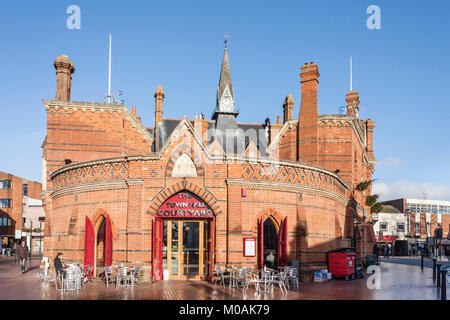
42,50,376,282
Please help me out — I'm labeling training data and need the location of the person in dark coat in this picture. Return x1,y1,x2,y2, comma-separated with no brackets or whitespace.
54,253,66,277
16,240,29,273
373,244,379,257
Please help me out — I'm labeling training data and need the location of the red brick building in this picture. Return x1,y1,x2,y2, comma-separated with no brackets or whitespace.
382,198,450,241
42,49,376,282
0,171,42,245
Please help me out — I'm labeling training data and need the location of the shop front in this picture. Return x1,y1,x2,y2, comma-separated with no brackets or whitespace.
152,191,215,281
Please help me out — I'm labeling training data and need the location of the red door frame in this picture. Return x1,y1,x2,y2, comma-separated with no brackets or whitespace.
85,214,113,277
105,214,113,267
152,219,164,281
84,216,95,269
278,217,288,266
259,216,288,269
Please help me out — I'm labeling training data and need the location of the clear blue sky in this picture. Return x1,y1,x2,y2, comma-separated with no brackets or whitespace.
1,0,449,200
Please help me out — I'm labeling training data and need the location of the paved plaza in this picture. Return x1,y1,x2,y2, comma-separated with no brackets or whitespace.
0,256,448,300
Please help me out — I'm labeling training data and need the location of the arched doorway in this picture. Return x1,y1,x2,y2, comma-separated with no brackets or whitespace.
95,217,106,272
263,218,279,270
84,214,112,277
152,190,215,281
259,216,288,269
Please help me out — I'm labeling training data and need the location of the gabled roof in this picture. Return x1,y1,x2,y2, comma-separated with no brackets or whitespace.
148,118,269,156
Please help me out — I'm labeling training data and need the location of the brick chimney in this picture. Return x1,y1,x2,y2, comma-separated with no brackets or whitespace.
154,84,165,152
54,55,75,101
366,119,375,158
132,106,141,123
283,94,294,124
297,62,319,164
346,91,360,117
269,116,282,144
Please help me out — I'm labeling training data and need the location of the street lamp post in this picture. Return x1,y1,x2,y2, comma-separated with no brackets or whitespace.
39,221,42,259
29,220,32,262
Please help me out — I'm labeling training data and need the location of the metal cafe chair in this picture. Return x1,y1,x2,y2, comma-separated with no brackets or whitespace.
213,267,232,287
104,266,114,287
82,264,94,283
44,270,58,290
232,268,248,288
257,269,273,293
285,267,299,290
130,266,140,287
242,271,264,294
64,268,79,291
269,271,288,295
212,266,221,285
116,266,131,288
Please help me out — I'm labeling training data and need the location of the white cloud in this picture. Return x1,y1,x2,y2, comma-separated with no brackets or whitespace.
373,180,450,202
376,157,402,168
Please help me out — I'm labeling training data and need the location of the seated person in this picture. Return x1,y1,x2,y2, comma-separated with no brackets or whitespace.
54,252,66,277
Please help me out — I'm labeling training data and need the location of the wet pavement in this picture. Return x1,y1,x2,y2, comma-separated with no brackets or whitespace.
380,256,450,268
0,255,448,300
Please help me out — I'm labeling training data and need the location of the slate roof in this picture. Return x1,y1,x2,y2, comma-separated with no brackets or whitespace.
147,118,269,156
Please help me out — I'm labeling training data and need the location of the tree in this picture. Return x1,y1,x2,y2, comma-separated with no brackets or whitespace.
356,179,383,215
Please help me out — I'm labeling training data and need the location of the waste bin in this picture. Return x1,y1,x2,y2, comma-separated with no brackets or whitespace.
366,254,378,267
6,248,11,256
327,248,356,280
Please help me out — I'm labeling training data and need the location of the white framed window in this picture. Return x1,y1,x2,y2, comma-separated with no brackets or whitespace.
415,222,421,235
0,180,12,189
0,199,12,208
380,222,388,231
397,223,405,232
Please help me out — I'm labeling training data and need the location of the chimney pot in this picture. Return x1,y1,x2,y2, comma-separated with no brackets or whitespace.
54,55,75,101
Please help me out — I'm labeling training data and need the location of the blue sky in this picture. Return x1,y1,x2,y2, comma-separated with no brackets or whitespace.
0,0,449,200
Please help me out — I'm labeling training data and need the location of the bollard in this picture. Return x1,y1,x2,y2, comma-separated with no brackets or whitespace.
421,255,424,271
433,258,437,280
442,270,447,301
437,264,442,287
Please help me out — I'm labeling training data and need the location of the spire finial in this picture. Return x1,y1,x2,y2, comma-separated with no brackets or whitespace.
224,33,229,48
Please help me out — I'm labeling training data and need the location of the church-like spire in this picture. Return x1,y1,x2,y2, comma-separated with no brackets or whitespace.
213,35,238,122
217,39,234,105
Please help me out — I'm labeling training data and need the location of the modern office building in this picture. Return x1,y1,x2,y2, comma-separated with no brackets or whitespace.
382,198,450,241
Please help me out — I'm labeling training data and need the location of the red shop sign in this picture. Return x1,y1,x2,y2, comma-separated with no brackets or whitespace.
156,191,214,218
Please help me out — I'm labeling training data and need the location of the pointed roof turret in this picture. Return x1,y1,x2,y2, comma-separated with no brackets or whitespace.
216,46,234,104
212,36,239,122
154,84,165,98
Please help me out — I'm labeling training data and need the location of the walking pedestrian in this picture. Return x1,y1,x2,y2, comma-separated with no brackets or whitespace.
384,245,390,258
16,240,29,274
373,244,379,256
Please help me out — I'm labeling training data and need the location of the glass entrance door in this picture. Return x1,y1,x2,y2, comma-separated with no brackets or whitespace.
163,220,210,279
182,221,200,277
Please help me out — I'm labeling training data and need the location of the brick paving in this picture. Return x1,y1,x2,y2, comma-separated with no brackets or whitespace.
0,255,448,300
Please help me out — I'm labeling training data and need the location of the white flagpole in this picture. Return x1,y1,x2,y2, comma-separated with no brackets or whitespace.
108,33,112,103
350,56,353,92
